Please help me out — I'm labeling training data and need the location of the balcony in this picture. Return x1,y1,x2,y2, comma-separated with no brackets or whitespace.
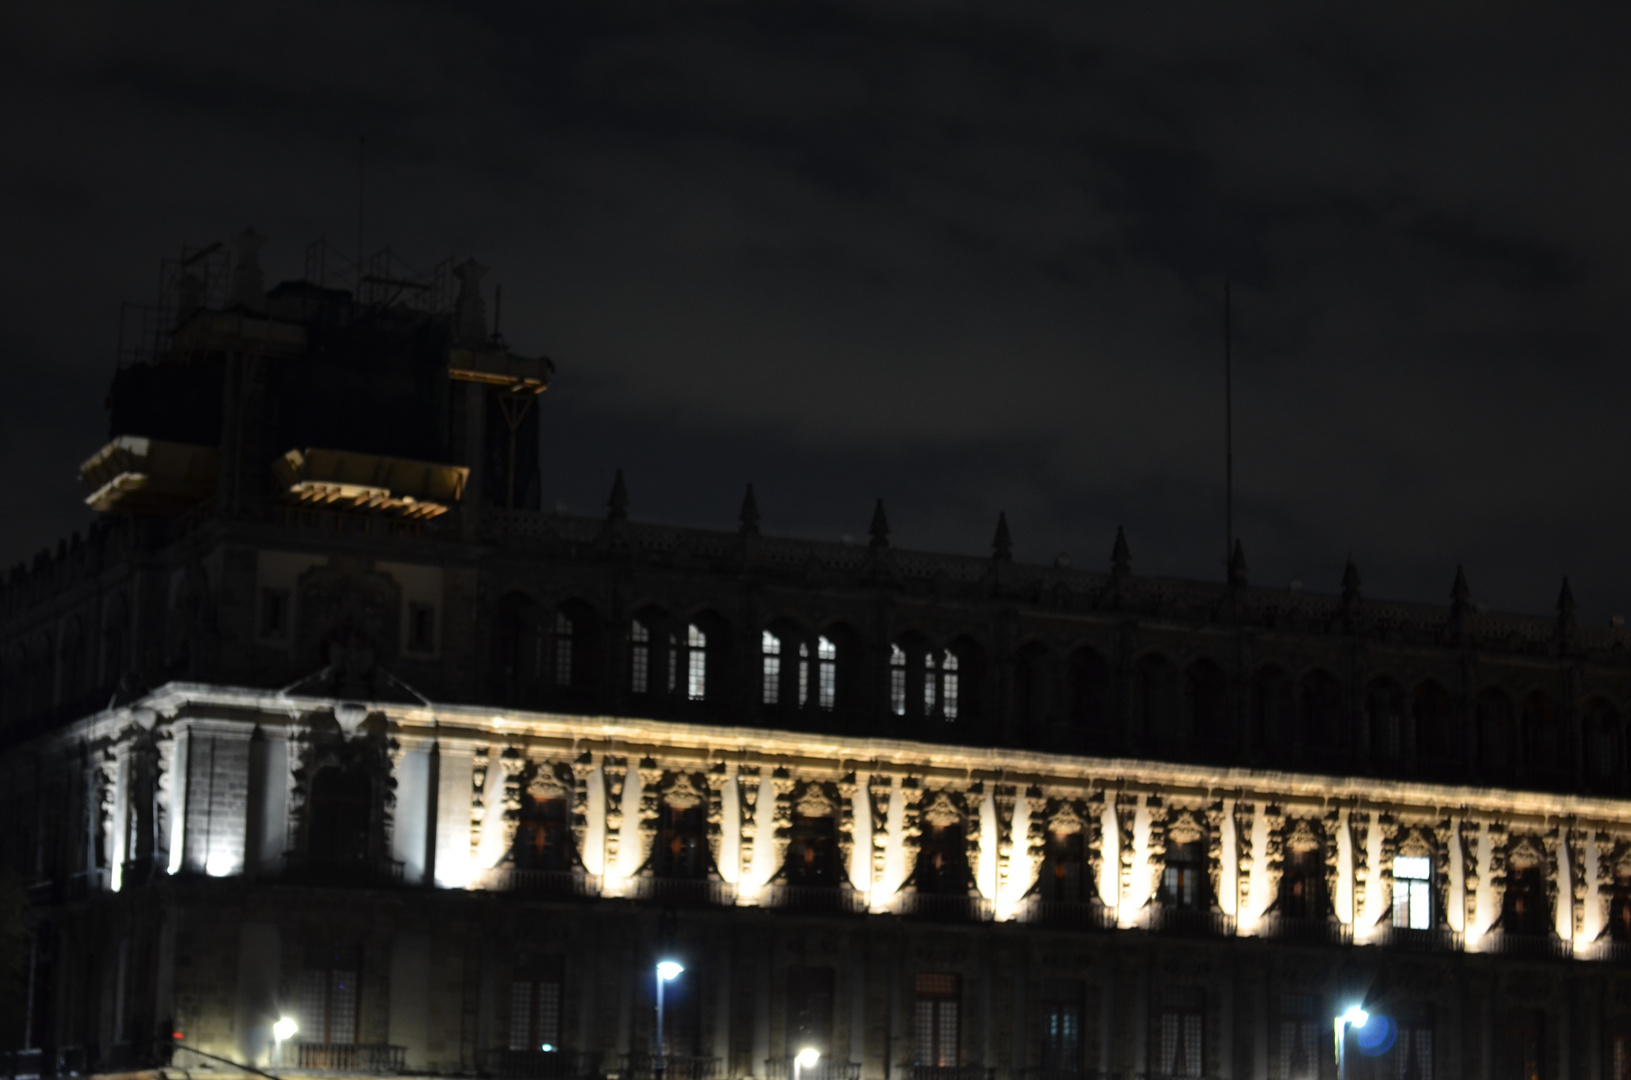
483,868,601,899
1142,905,1235,938
1017,897,1116,932
900,1066,995,1080
282,853,404,888
1479,931,1573,961
765,1058,862,1080
763,883,868,915
1585,939,1631,963
630,876,735,907
893,891,994,923
295,1043,406,1072
1369,924,1463,953
618,1054,721,1080
1021,1070,1120,1080
490,1048,600,1079
1255,915,1353,946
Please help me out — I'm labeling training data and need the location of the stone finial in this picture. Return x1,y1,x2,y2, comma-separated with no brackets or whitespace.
226,228,266,309
607,468,628,522
869,499,890,549
1227,539,1248,588
739,484,760,537
453,259,489,344
1110,526,1131,577
1450,564,1471,612
1341,555,1362,607
991,512,1012,562
1558,576,1577,621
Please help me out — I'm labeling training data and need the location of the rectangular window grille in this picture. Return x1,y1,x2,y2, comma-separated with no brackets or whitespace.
891,645,907,716
913,973,960,1067
818,637,837,709
763,631,781,705
1505,1009,1545,1080
407,602,436,653
1393,855,1433,930
668,633,678,694
299,946,360,1045
924,653,939,714
1612,1032,1630,1080
1395,1009,1433,1080
787,966,835,1054
1277,994,1318,1080
509,962,563,1051
1157,987,1204,1078
798,642,810,706
553,612,573,686
687,624,707,700
1040,980,1083,1072
631,621,650,694
943,653,960,720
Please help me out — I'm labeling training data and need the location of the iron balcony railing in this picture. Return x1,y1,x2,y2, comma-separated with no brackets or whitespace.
1142,905,1235,938
1585,939,1631,963
630,876,736,907
483,868,601,898
763,883,868,915
1480,931,1574,961
1255,915,1353,946
282,853,405,888
1018,897,1116,932
1369,924,1464,953
490,1048,600,1079
899,1065,995,1080
895,892,995,923
765,1058,862,1080
295,1043,406,1072
618,1054,721,1080
1021,1069,1121,1080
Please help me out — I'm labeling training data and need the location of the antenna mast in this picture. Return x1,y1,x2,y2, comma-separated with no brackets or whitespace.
1224,281,1233,570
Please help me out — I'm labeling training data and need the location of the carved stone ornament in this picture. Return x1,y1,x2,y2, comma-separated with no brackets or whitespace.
1613,841,1631,880
795,783,836,818
1398,828,1434,859
1509,835,1545,871
1285,818,1322,855
1167,809,1205,846
527,764,572,802
921,790,963,828
1049,801,1087,836
664,771,706,810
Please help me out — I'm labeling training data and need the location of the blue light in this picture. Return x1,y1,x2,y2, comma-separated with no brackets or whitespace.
1355,1015,1396,1056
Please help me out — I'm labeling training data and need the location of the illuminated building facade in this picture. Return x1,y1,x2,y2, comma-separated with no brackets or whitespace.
5,234,1631,1080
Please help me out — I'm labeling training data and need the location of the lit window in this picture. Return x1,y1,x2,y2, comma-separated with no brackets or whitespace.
762,631,781,705
818,636,837,710
942,652,960,721
631,620,650,694
687,624,707,700
553,612,573,686
891,644,907,716
667,633,678,694
798,642,810,706
1394,855,1433,930
914,973,960,1067
925,651,940,714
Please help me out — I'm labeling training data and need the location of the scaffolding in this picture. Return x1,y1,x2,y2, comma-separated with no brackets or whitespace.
116,241,229,368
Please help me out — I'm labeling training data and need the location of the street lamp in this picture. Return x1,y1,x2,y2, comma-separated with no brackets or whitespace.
272,1017,298,1069
1334,1005,1369,1080
795,1047,821,1080
655,960,684,1080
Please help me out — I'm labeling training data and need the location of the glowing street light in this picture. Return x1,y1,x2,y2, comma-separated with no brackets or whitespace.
795,1047,821,1080
655,960,684,1080
1334,1005,1369,1080
272,1016,298,1068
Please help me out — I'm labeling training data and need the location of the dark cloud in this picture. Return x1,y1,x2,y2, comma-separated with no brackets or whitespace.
4,2,1630,622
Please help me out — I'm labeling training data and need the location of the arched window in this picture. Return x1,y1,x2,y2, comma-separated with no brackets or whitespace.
654,798,707,879
515,794,572,873
1277,837,1327,920
817,636,837,710
798,641,810,706
941,651,960,721
102,595,129,687
1014,644,1051,731
1413,680,1455,774
1185,660,1229,750
1299,669,1343,752
686,623,707,700
1367,680,1406,764
1067,648,1111,732
491,594,542,702
1501,860,1550,936
1475,688,1516,782
784,810,838,885
890,644,908,716
1521,692,1560,780
1134,655,1178,742
1586,699,1625,788
552,611,574,687
1250,667,1294,758
630,619,651,694
762,630,782,706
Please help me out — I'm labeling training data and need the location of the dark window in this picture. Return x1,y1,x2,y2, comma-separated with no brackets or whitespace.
1502,1008,1545,1080
654,802,707,879
1277,994,1319,1080
1395,1003,1434,1080
1039,979,1083,1073
1068,649,1110,732
1162,839,1207,910
1502,865,1550,936
1251,668,1294,758
509,957,564,1051
631,619,651,694
1134,655,1178,742
1612,1024,1631,1080
308,766,372,863
1587,700,1624,783
515,797,571,872
1611,874,1631,942
1156,987,1204,1078
1278,846,1326,920
1040,830,1089,903
1015,645,1049,731
407,602,436,653
658,965,700,1057
300,944,361,1044
1185,660,1229,746
553,611,574,686
1299,670,1342,751
785,814,837,886
1368,681,1405,763
786,966,834,1056
913,973,960,1067
1476,689,1516,781
914,822,969,895
261,587,290,639
1413,681,1455,766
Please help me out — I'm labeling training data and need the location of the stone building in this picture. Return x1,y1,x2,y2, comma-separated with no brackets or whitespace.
4,233,1631,1080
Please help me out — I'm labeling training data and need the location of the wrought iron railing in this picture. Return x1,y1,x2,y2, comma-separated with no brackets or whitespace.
483,868,601,898
765,1058,862,1080
1254,915,1353,946
282,853,404,887
490,1048,600,1079
295,1043,406,1072
899,1065,995,1080
895,892,994,922
618,1053,721,1080
1585,939,1631,963
1479,931,1573,960
1369,924,1463,953
763,883,868,915
1021,1069,1120,1080
1018,897,1116,931
630,876,735,907
1142,905,1235,938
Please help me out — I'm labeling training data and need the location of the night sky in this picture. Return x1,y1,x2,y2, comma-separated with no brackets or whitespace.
4,6,1629,622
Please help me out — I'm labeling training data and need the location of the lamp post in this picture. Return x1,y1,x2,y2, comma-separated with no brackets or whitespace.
795,1046,820,1080
1333,1005,1368,1080
655,960,684,1080
272,1017,298,1070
